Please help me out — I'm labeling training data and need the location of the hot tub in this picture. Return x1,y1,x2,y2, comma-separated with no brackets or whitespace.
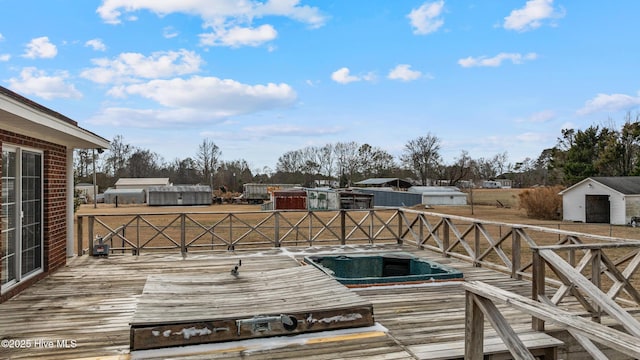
304,252,463,287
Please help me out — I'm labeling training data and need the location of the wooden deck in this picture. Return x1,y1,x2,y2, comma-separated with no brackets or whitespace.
131,266,374,350
0,245,583,359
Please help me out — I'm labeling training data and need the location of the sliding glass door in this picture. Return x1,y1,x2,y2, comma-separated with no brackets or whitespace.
1,146,43,289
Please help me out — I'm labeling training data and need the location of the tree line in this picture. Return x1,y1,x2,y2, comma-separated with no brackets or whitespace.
75,113,640,193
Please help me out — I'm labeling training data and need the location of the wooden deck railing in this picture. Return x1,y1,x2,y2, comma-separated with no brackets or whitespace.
76,207,640,357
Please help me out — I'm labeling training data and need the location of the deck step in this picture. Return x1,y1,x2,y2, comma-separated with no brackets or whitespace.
408,331,563,359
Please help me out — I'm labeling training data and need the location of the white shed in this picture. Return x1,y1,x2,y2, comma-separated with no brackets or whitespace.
559,177,640,225
307,188,340,210
408,186,468,206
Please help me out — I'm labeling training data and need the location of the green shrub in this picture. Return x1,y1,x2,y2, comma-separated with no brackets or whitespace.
518,186,564,220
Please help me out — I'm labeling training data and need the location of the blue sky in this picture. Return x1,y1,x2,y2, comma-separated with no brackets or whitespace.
1,0,640,172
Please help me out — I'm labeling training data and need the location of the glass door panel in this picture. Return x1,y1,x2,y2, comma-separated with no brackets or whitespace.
1,149,17,286
1,147,42,289
20,151,42,277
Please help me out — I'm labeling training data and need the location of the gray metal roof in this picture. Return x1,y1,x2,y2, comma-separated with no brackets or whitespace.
115,178,170,186
354,178,413,188
590,177,640,194
148,185,211,192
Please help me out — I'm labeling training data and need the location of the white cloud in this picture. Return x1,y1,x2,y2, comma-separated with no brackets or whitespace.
527,110,555,123
22,36,57,59
407,0,445,35
458,52,538,67
388,64,422,82
8,67,82,100
199,24,277,47
85,38,107,51
503,0,565,32
0,34,9,61
577,92,640,115
163,26,179,39
331,67,376,84
242,124,342,137
80,49,203,84
96,0,326,47
89,76,297,127
331,67,359,84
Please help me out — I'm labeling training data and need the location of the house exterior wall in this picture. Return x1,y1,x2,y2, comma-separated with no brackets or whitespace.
562,179,626,225
1,129,68,302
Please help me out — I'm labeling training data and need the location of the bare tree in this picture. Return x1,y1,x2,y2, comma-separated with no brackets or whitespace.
357,143,396,178
126,149,162,178
276,150,304,173
73,149,92,178
318,144,334,178
104,135,132,178
400,133,441,185
334,141,360,187
443,150,472,186
196,139,221,186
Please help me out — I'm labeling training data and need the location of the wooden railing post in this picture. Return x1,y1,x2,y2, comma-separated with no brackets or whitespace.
76,215,83,256
369,210,374,244
135,215,140,255
398,209,403,245
531,249,545,331
512,229,521,280
88,215,94,256
465,291,484,360
274,212,280,247
443,218,450,257
473,224,480,267
180,213,186,256
591,249,602,322
340,210,346,245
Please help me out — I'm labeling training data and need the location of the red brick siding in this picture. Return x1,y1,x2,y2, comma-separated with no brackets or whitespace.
0,129,68,303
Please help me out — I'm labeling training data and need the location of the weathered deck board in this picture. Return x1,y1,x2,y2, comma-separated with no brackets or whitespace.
0,246,578,359
130,266,375,350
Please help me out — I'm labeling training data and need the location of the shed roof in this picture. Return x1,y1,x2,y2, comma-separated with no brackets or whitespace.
148,185,211,192
408,186,463,194
104,188,145,194
353,178,413,188
560,176,640,195
115,178,170,186
0,85,109,149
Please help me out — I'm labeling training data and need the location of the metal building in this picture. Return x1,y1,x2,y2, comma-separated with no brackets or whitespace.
408,186,467,206
355,188,422,207
307,188,340,210
338,191,374,209
148,185,212,206
103,188,146,204
272,189,308,210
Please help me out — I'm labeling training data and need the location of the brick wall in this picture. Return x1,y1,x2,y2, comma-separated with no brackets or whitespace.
0,129,68,303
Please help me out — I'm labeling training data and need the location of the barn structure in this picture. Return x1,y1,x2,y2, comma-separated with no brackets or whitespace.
103,188,146,205
272,189,308,210
408,186,467,206
0,86,109,302
148,185,212,206
307,188,339,210
355,188,422,207
353,178,413,191
559,176,640,225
